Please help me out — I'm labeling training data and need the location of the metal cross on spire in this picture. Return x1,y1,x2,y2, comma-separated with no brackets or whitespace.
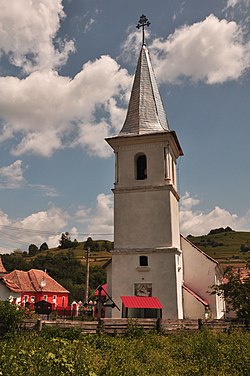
136,14,150,46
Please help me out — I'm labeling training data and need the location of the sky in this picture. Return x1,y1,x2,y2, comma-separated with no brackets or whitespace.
0,0,249,253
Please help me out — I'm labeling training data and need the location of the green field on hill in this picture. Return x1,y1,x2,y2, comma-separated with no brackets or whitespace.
43,229,250,268
187,229,250,266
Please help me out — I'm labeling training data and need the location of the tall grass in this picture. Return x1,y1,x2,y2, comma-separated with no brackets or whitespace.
0,330,249,375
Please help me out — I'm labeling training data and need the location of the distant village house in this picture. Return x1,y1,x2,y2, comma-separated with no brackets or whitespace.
0,257,68,308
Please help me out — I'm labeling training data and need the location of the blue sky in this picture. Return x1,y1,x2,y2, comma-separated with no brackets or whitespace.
0,0,249,252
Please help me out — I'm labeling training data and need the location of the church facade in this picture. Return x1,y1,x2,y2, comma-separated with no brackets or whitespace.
104,38,224,319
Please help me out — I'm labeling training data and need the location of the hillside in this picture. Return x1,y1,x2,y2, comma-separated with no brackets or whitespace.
2,229,249,302
187,227,250,268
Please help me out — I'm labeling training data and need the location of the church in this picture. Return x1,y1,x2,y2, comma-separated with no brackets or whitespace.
104,16,224,320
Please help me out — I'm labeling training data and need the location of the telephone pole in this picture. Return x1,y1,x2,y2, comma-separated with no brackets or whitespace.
84,247,90,304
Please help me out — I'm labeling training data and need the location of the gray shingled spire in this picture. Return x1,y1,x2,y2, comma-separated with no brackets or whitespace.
119,45,170,135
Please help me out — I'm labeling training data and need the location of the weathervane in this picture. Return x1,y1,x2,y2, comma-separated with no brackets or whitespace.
136,14,150,46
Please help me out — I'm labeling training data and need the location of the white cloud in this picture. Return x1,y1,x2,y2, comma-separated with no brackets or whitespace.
74,207,92,224
77,121,112,158
227,0,239,6
86,193,114,240
0,205,69,253
0,160,26,188
84,18,95,33
0,160,58,196
0,56,131,158
226,0,250,8
119,28,143,64
19,206,68,233
180,192,250,236
0,210,11,227
0,0,75,73
29,184,59,198
11,130,63,158
181,192,200,210
107,98,129,133
151,14,249,84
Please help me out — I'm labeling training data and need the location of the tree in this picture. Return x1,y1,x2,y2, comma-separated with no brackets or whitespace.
84,237,95,250
212,261,250,321
39,242,49,252
59,232,79,249
28,244,39,256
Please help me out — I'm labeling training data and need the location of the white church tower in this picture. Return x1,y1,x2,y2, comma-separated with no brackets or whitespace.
105,15,224,320
105,16,184,319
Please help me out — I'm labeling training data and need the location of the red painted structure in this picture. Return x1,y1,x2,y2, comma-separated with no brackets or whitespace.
1,269,69,307
120,296,163,309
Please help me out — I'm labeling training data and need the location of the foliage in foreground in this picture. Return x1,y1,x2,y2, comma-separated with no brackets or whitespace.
0,330,249,376
0,301,27,335
212,260,250,320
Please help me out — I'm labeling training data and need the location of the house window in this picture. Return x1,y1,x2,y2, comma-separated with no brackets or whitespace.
135,154,147,180
24,295,29,303
62,296,65,307
31,296,35,303
139,255,148,267
53,295,57,302
43,295,48,301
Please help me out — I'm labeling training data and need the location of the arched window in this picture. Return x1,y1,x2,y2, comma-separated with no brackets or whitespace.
139,255,148,267
135,154,147,180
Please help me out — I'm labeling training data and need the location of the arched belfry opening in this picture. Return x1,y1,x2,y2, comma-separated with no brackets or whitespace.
135,153,147,180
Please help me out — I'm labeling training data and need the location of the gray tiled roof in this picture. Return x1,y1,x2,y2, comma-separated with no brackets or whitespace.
119,45,169,135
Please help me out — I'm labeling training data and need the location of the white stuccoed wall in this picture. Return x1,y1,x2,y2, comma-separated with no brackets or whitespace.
108,250,183,319
181,236,225,319
0,282,20,302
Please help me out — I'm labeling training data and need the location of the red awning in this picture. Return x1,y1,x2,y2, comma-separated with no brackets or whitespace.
120,296,163,309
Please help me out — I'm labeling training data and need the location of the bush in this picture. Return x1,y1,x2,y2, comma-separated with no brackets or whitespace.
40,325,82,340
0,301,25,335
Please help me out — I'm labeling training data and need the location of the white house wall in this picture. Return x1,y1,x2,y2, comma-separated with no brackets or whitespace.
0,282,20,302
181,236,224,318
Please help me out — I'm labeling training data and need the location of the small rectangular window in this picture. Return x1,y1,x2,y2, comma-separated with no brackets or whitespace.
139,255,148,266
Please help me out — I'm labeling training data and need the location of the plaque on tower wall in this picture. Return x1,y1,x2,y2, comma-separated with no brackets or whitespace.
135,283,152,297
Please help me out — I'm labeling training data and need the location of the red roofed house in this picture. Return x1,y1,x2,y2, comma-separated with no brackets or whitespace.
0,268,69,307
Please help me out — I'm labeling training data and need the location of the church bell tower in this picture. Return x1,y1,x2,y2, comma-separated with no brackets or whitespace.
105,16,184,319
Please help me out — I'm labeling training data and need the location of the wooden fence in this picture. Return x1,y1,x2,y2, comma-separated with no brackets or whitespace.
17,318,249,335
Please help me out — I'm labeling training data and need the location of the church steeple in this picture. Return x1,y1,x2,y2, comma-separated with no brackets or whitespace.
119,18,169,135
105,16,184,320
